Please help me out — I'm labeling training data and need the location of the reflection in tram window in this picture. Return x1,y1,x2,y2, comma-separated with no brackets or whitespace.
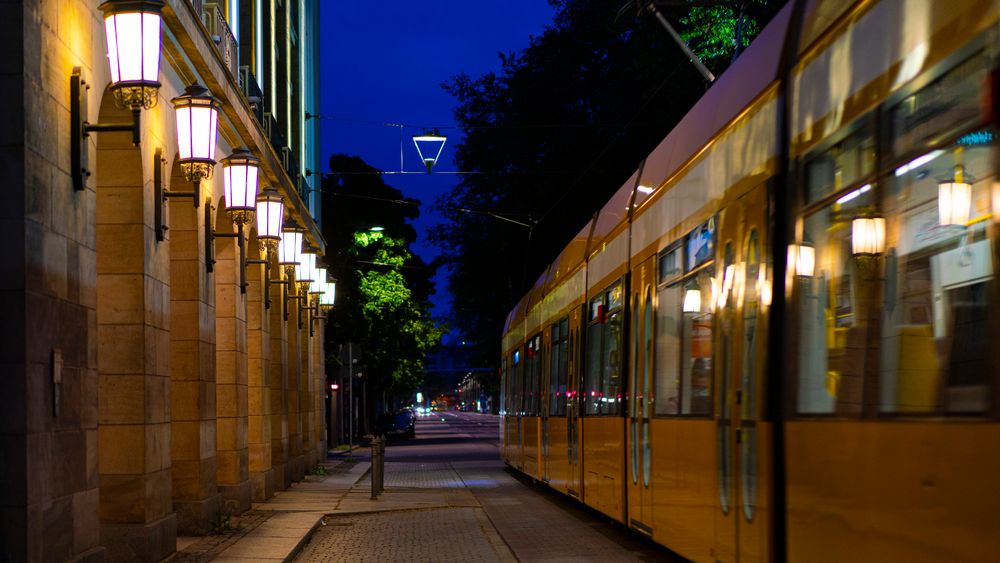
525,335,543,416
804,123,875,204
655,235,716,416
549,318,569,416
585,281,624,415
797,182,876,416
881,136,995,415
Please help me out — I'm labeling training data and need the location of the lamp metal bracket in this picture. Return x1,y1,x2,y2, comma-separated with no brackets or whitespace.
71,67,140,192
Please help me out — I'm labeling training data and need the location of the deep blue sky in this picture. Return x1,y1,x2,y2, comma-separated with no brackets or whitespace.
319,2,556,317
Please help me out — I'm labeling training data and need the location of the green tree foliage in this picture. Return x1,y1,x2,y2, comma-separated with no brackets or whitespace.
678,2,764,68
321,155,443,401
432,0,782,367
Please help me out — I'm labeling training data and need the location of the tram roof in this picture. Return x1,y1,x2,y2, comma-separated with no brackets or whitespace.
637,1,794,194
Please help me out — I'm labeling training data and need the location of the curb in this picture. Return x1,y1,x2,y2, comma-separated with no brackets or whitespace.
282,515,325,563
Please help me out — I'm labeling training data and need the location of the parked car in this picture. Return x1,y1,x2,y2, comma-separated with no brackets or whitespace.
376,409,416,439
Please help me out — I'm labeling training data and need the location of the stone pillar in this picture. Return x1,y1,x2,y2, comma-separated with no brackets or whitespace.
300,309,315,470
286,292,304,481
247,237,273,502
96,102,176,562
269,279,290,491
168,186,220,534
314,321,327,461
214,208,251,514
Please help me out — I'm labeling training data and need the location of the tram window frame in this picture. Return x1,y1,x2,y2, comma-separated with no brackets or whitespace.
654,219,718,418
524,334,543,416
584,279,625,416
877,48,996,417
549,317,570,417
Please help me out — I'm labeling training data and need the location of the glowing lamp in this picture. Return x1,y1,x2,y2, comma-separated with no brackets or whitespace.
172,83,220,183
295,251,316,297
789,244,815,277
412,130,447,173
851,217,886,256
255,187,284,256
220,148,261,225
938,181,972,227
100,0,163,110
683,289,701,313
320,281,336,309
310,267,327,294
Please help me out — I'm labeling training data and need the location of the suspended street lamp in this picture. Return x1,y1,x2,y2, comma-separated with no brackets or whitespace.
412,129,447,173
172,83,220,191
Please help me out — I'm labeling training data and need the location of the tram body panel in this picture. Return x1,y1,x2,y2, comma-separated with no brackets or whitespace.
581,416,626,522
544,416,569,491
522,415,540,478
786,421,1000,562
647,418,716,562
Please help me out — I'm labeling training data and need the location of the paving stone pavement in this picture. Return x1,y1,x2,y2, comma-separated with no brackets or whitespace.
293,508,516,563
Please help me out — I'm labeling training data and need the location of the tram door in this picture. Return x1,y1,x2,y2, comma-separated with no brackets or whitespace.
715,185,770,562
627,257,655,533
566,305,584,497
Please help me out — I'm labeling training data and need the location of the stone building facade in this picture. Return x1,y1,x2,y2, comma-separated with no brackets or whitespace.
1,1,326,561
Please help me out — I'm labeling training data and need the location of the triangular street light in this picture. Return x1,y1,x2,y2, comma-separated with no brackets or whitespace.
412,129,447,173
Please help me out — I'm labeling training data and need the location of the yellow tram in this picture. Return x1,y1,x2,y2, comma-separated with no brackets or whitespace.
499,0,1000,561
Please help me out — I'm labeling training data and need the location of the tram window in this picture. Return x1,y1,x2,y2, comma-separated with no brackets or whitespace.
512,350,523,416
525,335,542,416
680,269,715,415
655,282,681,415
804,124,875,204
880,129,995,415
686,218,716,272
584,281,625,415
549,318,569,416
796,182,876,416
500,358,507,415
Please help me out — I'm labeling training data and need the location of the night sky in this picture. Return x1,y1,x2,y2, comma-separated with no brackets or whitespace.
319,1,556,317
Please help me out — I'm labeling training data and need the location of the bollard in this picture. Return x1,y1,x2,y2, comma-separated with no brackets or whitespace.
370,436,384,499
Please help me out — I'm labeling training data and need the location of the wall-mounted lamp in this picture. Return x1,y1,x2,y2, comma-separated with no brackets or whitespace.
682,289,701,314
100,0,163,110
242,187,285,309
153,83,221,238
277,227,302,321
205,149,262,293
851,217,886,256
789,243,816,277
939,146,973,227
70,1,163,191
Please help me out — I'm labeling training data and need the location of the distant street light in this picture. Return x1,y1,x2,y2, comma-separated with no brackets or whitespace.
412,130,447,173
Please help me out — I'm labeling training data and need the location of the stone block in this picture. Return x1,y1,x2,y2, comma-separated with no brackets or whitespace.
94,148,144,190
96,223,145,274
40,492,74,562
169,260,201,303
169,339,200,381
97,323,144,375
200,379,216,420
146,423,171,473
216,449,239,484
144,468,173,522
72,487,100,556
98,424,145,475
51,429,87,499
85,429,99,490
216,349,236,385
99,374,145,425
100,511,176,563
0,364,27,435
96,186,144,225
200,419,217,460
218,480,251,515
173,492,221,536
171,381,200,422
99,474,144,523
145,374,169,424
249,467,274,503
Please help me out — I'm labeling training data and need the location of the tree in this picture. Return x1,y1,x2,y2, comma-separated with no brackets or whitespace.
321,155,444,421
432,0,783,368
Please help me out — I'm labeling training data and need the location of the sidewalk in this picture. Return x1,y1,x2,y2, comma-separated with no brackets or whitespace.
168,452,510,562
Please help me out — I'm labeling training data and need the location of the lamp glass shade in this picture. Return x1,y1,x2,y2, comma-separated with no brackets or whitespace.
256,190,284,241
852,217,886,255
221,149,260,212
310,267,327,294
102,5,161,85
683,289,701,313
938,181,972,226
790,244,815,277
172,84,219,171
320,282,336,306
278,230,302,265
295,252,316,283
